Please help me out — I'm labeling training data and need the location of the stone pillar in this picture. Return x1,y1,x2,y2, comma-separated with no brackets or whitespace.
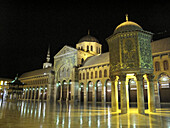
110,75,118,112
84,84,87,104
147,74,156,112
30,88,33,100
119,74,128,114
27,88,29,100
66,84,69,102
92,82,96,103
101,81,105,103
60,85,62,101
136,74,145,114
38,88,41,101
154,80,161,108
24,89,26,100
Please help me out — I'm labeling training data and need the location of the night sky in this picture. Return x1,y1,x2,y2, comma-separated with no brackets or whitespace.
1,1,170,78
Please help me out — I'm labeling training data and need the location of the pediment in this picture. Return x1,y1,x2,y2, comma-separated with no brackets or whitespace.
54,45,77,58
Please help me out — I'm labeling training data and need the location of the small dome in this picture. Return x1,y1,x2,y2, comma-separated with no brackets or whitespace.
78,34,99,43
114,21,143,34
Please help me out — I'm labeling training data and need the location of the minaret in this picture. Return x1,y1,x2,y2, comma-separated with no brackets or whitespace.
43,45,52,69
46,45,50,63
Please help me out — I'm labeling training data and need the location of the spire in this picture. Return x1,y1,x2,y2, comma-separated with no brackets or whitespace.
46,45,50,63
88,29,90,35
126,14,128,22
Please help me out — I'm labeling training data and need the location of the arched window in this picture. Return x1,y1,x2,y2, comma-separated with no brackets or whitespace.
91,72,93,79
104,69,107,77
91,46,93,51
83,73,85,80
96,47,98,53
81,58,84,64
67,68,70,77
163,60,168,70
79,73,81,80
155,62,160,71
87,72,89,79
99,70,102,78
95,71,97,78
87,45,89,51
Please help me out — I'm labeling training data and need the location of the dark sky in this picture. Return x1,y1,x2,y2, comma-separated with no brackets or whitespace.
1,1,170,78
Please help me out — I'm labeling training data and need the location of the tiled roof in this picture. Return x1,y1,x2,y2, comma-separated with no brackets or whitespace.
151,37,170,53
82,52,109,67
20,67,53,78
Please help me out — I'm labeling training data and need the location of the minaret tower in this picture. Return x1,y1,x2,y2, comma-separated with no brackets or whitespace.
43,45,52,69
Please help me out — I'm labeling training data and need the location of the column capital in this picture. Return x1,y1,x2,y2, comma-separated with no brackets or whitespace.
135,74,144,81
147,74,155,82
110,74,117,81
119,74,126,81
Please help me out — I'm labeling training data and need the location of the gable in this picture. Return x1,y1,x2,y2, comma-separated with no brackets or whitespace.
54,45,77,58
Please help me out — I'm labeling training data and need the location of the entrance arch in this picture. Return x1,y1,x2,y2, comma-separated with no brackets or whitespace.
36,87,39,99
96,80,102,102
56,82,61,101
158,73,170,102
62,80,67,101
106,80,111,102
80,83,84,102
69,80,71,100
44,86,47,100
88,81,93,101
32,88,35,99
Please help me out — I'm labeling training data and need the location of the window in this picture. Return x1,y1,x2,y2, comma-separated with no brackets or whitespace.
163,60,168,70
104,69,107,77
95,71,97,78
91,46,93,51
87,72,89,79
99,70,102,78
155,62,160,71
87,45,89,51
81,58,84,64
96,47,98,53
99,48,100,54
91,72,93,79
79,73,81,80
83,73,85,80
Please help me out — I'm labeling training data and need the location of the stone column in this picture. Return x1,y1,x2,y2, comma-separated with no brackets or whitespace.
24,89,26,100
66,84,69,102
101,81,105,103
136,74,145,114
92,82,96,104
30,88,33,100
119,74,127,114
60,85,62,101
154,80,161,108
147,74,156,112
27,88,29,100
110,75,118,112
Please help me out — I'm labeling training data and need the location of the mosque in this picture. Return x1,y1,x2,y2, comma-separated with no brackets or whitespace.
18,16,170,114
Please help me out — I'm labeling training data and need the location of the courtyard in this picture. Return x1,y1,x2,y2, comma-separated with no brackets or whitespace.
0,100,170,127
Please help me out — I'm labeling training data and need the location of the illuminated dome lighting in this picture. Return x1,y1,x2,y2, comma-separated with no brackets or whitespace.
114,21,143,34
114,14,143,35
78,34,99,43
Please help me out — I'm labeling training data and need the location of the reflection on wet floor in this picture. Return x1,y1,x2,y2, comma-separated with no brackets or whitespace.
0,100,170,128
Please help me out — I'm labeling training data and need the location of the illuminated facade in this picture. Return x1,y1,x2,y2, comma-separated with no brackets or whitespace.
19,18,169,114
0,78,12,100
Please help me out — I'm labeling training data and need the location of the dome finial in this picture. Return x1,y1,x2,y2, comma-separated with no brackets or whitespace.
125,14,128,21
88,29,90,35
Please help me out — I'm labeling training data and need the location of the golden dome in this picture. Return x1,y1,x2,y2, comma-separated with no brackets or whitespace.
114,21,143,34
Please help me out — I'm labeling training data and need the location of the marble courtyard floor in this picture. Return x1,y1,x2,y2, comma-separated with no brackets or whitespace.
0,100,170,128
